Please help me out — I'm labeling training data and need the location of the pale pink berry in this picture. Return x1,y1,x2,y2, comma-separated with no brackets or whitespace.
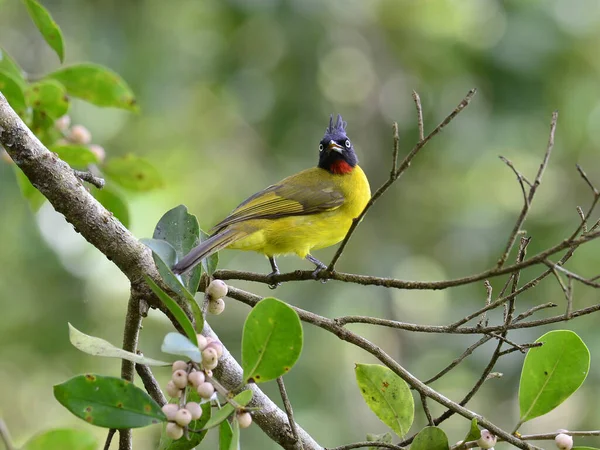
237,411,252,429
161,403,179,421
185,402,202,420
165,380,181,398
208,298,225,315
172,370,188,389
206,280,228,299
555,433,573,450
54,115,71,131
172,360,187,373
166,422,184,440
68,125,92,145
196,382,215,399
477,430,497,449
202,347,218,366
207,341,224,359
196,334,208,350
89,144,105,162
174,408,192,427
188,370,205,387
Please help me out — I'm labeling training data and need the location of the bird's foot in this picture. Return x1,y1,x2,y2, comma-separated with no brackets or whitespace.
311,267,329,283
267,269,281,290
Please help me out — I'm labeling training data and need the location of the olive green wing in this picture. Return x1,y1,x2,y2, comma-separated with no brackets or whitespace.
211,169,344,231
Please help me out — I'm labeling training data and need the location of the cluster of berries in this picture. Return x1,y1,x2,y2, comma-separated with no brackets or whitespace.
206,279,228,315
55,115,106,162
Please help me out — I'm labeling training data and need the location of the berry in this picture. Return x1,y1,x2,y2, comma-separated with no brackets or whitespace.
206,341,224,359
166,422,184,440
188,370,205,387
161,403,179,421
477,430,497,449
89,144,106,163
202,347,219,370
185,402,202,420
174,408,192,427
172,369,188,389
165,380,181,398
196,334,208,351
54,115,71,131
237,412,252,429
208,298,225,315
555,433,573,450
197,382,215,399
68,125,92,145
172,360,187,373
206,280,228,300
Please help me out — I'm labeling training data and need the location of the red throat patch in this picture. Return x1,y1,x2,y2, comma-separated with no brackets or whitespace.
329,160,354,175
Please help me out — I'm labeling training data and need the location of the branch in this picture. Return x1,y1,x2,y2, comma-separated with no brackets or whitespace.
277,377,302,448
0,93,321,450
136,363,167,406
73,169,105,188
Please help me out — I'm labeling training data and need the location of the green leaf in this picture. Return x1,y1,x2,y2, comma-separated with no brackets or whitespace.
228,419,240,450
91,187,130,228
103,154,163,191
219,420,233,450
53,374,166,428
200,229,219,277
68,323,170,366
153,205,202,294
0,70,26,114
242,297,303,383
51,144,99,168
141,240,204,334
410,427,449,450
519,330,590,423
161,332,201,363
47,63,137,111
144,275,198,347
202,390,253,430
355,364,414,437
160,401,211,450
461,418,480,443
24,428,97,450
14,166,46,211
23,0,65,62
0,48,26,86
26,79,69,131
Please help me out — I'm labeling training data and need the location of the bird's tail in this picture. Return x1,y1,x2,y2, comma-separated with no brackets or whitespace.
172,228,245,275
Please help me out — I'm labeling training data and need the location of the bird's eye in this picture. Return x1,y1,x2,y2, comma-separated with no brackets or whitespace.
345,139,351,148
319,143,324,152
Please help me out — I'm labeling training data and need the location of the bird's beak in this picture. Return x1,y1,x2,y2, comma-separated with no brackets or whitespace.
327,140,344,153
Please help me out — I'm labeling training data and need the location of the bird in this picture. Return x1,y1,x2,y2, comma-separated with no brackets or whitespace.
172,114,371,287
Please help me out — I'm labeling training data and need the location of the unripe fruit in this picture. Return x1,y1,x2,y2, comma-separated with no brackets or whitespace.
206,280,228,299
188,370,205,387
68,125,92,145
165,380,181,398
203,358,218,370
89,144,106,163
161,403,179,421
208,298,225,315
172,360,188,373
174,408,192,427
555,433,573,450
202,347,218,365
237,412,252,429
185,402,202,420
197,382,215,399
477,429,497,449
172,369,188,389
166,422,184,440
54,115,71,131
207,341,224,359
196,334,208,351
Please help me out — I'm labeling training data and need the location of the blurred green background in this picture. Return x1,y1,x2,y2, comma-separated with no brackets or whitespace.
2,0,600,448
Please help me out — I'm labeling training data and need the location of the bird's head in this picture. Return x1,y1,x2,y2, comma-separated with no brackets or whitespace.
317,114,358,175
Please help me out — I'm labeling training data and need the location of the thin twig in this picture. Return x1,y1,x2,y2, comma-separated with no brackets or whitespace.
499,156,531,206
566,277,573,318
73,169,105,188
104,429,117,450
576,164,599,196
326,89,476,272
520,430,600,440
496,111,558,268
326,442,404,450
420,393,434,426
136,363,167,406
412,90,424,142
277,377,302,448
391,122,399,176
478,280,492,327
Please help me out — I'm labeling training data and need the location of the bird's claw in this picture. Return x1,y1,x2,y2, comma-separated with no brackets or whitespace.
311,267,329,284
267,270,281,290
